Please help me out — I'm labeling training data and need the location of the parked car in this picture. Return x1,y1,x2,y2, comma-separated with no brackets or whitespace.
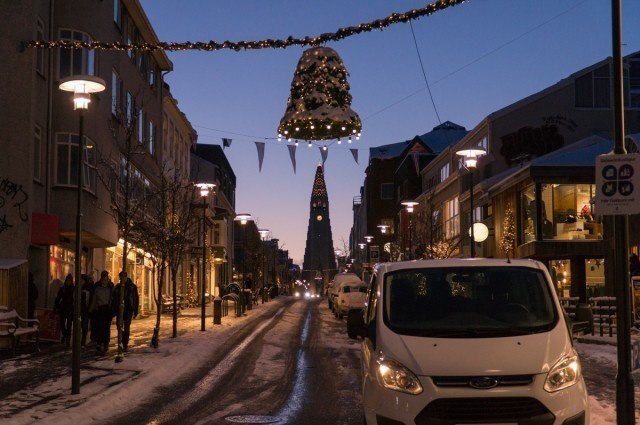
334,283,368,320
348,258,589,425
328,273,362,310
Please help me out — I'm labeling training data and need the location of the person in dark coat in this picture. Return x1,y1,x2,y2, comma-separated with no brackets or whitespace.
53,274,74,346
112,271,139,352
80,274,96,347
90,271,114,353
27,273,38,321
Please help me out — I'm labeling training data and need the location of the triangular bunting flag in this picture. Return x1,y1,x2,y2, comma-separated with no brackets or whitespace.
350,148,358,164
411,152,421,175
222,138,232,149
255,142,265,172
287,144,297,174
319,147,328,165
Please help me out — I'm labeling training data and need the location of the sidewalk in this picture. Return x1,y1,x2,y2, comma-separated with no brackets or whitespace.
0,297,286,425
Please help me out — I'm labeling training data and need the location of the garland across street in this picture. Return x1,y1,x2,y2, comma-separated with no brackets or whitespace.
26,0,468,52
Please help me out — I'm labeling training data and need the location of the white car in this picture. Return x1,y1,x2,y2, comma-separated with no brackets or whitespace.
328,273,362,310
334,283,368,319
348,258,589,425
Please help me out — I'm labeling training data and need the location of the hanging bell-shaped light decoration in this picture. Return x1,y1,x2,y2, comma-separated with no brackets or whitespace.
278,46,362,141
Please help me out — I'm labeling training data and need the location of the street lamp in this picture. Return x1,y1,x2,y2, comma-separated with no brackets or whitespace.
58,75,105,395
456,148,486,258
195,182,216,332
259,229,270,303
401,201,419,260
235,213,253,314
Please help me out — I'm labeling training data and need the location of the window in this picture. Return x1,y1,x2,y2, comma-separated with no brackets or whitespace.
432,209,442,241
540,184,600,241
478,136,488,152
380,183,394,200
440,163,450,182
126,91,134,125
34,125,42,181
473,206,482,223
383,267,557,337
58,29,95,79
630,59,640,108
138,109,145,144
444,197,459,239
114,0,122,29
149,64,156,87
55,133,96,192
148,121,156,155
111,71,123,117
36,19,45,76
575,64,610,108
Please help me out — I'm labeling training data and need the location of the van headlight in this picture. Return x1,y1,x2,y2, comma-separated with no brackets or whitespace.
376,358,423,395
544,353,581,392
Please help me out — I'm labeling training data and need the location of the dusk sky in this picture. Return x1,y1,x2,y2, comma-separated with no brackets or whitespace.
139,0,640,264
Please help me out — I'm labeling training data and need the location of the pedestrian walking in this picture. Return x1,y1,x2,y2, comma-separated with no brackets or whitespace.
112,271,139,353
80,274,95,347
90,271,114,353
53,274,74,346
27,272,38,321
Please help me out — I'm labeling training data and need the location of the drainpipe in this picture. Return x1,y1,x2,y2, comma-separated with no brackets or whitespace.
43,0,55,308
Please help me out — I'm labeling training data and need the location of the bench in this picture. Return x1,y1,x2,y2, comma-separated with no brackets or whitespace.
161,295,187,315
0,309,40,356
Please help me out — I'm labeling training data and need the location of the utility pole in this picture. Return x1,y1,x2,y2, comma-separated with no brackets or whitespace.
611,1,635,423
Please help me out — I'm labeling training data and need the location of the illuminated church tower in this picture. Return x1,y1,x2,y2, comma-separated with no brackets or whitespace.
302,165,336,291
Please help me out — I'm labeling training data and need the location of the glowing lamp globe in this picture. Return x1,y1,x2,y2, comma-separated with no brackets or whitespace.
468,223,489,242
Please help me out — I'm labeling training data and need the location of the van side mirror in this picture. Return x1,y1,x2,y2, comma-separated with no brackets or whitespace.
347,309,366,340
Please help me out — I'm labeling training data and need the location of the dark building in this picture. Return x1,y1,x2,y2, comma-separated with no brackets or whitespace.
302,165,336,291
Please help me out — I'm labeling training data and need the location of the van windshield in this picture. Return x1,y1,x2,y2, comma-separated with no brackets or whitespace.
383,267,558,338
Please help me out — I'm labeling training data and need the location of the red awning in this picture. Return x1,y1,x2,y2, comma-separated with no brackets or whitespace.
31,213,59,245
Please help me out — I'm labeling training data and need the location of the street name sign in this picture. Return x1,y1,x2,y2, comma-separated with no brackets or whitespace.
595,153,640,215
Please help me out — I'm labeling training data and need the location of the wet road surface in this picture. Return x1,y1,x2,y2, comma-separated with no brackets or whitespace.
112,297,362,425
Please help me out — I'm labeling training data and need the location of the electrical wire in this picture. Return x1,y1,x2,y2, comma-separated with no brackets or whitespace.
409,20,442,125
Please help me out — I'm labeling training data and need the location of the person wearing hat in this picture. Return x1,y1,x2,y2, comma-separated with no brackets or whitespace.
90,271,114,353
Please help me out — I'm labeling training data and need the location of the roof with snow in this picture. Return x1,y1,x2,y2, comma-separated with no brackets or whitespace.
369,141,411,160
417,121,468,153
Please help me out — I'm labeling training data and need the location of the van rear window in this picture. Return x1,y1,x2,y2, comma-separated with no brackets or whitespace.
383,267,558,338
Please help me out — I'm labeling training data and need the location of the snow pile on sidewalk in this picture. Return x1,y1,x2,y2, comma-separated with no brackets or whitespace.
1,301,284,425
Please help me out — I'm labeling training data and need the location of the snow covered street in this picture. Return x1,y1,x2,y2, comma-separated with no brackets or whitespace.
0,296,638,424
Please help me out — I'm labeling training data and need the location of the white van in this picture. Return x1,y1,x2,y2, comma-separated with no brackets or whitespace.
348,258,589,425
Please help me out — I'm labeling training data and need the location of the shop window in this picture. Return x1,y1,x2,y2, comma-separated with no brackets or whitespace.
58,29,95,79
586,258,605,298
550,259,571,298
541,184,601,240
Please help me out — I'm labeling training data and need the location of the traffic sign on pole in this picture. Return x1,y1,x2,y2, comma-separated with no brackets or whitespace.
594,153,640,215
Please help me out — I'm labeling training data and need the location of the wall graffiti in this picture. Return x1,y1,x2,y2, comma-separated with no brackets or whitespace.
0,177,29,234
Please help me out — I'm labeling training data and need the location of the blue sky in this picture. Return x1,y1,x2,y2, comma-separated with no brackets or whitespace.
140,0,640,264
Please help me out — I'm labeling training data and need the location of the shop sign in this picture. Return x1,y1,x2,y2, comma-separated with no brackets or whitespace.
595,153,640,215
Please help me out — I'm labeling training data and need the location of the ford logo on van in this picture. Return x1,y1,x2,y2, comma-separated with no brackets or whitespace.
469,377,498,389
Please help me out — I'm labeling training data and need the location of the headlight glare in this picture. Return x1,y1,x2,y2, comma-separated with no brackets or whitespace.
544,354,581,392
376,358,423,395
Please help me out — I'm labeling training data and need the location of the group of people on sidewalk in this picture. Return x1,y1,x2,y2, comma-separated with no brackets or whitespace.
52,271,139,353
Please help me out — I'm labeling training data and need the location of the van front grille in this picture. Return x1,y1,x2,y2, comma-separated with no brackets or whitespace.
431,374,534,388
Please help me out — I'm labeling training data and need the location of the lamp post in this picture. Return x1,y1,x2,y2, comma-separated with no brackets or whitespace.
58,75,105,395
235,213,252,314
259,229,270,303
401,201,419,260
377,224,390,261
455,148,486,258
195,183,216,332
